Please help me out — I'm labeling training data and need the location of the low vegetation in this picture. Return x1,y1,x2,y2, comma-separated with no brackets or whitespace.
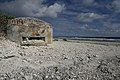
0,12,15,35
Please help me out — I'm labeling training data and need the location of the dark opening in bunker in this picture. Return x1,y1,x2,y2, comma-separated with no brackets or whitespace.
22,37,27,41
28,37,45,41
22,36,45,41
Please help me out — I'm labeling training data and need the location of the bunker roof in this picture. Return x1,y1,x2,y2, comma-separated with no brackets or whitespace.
9,17,52,27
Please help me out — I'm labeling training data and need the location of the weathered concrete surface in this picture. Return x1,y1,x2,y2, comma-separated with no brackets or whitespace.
7,17,53,46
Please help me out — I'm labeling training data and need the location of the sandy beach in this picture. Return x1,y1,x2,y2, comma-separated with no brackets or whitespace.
0,38,120,80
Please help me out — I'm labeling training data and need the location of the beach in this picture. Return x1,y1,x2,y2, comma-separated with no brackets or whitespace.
0,38,120,80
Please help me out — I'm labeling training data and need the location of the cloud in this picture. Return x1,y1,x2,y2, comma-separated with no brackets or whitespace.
77,13,105,23
80,24,99,32
82,0,95,6
0,0,65,18
112,0,120,12
103,22,120,33
79,22,120,37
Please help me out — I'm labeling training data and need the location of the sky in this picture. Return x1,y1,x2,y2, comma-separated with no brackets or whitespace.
0,0,120,37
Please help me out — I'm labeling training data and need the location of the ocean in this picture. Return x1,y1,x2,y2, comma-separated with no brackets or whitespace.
54,36,120,42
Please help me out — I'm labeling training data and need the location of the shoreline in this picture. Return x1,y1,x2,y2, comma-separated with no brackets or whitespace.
54,38,120,46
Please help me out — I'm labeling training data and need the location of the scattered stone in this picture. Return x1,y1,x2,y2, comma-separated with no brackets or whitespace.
63,38,67,41
0,39,120,80
2,55,16,59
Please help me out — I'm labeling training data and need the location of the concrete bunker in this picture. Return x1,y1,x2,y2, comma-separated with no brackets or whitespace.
7,17,53,46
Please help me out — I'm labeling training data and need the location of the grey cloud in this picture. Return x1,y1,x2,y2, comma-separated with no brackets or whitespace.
80,24,99,32
80,22,120,37
0,0,65,18
108,0,120,12
82,0,95,6
77,13,105,23
103,22,120,33
95,21,120,36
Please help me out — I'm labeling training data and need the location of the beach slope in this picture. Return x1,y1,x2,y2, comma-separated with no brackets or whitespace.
0,38,120,80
